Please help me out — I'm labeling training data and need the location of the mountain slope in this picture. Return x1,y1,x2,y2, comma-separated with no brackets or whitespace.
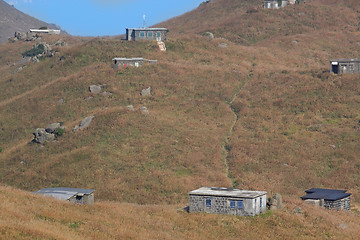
0,0,61,44
0,0,359,204
1,0,360,238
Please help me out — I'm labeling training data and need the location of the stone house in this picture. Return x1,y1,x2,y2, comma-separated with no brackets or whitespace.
126,28,168,41
112,57,158,68
301,188,351,211
330,59,360,74
189,187,267,216
33,187,95,205
264,0,304,9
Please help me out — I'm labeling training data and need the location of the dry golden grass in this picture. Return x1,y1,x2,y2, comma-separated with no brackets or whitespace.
1,185,360,240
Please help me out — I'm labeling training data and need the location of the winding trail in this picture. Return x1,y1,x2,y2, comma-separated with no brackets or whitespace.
222,75,251,187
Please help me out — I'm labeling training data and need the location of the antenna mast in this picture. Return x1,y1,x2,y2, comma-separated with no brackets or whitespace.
143,13,146,28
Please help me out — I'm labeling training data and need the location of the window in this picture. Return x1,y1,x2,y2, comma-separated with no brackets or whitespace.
260,198,262,208
139,31,145,38
206,198,211,208
76,195,83,204
230,200,235,209
237,200,243,209
157,32,161,37
148,31,153,37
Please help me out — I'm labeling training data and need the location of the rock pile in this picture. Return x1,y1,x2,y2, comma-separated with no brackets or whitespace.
11,31,40,42
33,122,64,144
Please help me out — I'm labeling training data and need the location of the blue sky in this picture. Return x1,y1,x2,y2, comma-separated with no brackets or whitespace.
5,0,204,36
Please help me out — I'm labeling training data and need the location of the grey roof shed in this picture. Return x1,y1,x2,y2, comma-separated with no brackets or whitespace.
34,187,95,204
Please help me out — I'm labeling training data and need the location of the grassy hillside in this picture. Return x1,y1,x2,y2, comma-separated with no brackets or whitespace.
0,0,360,238
1,185,360,239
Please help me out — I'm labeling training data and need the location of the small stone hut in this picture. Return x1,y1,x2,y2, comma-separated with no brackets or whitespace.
330,59,360,74
112,57,158,67
126,28,168,41
33,187,95,205
301,188,351,211
189,187,267,216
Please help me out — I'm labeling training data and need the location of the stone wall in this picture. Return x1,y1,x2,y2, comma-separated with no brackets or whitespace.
339,62,360,74
189,194,267,216
127,29,168,41
324,197,351,211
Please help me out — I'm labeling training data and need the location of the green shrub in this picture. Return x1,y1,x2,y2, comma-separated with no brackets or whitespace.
22,44,45,57
55,128,65,137
39,26,48,30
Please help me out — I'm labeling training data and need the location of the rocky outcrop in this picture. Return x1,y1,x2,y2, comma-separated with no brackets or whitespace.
267,193,283,210
73,116,95,132
33,128,55,144
33,122,64,144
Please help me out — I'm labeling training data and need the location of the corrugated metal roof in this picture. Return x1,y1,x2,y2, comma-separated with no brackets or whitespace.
189,187,266,198
301,188,351,201
33,188,94,200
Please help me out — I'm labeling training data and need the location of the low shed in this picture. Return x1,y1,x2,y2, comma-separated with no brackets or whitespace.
112,58,158,67
330,59,360,74
34,187,95,205
189,187,267,216
301,188,351,211
126,28,168,41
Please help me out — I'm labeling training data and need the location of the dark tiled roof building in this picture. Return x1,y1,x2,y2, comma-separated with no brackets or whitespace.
301,188,351,211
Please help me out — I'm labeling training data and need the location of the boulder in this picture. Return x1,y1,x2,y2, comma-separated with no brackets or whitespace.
204,32,214,39
268,193,283,210
14,32,26,40
293,207,304,214
33,128,55,144
45,123,61,134
140,106,149,115
32,56,40,63
102,91,113,97
57,98,64,105
26,32,38,41
89,85,102,94
141,87,151,96
127,105,135,112
218,43,228,48
73,116,95,132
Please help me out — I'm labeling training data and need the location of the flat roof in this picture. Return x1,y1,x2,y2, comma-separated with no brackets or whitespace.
189,187,267,198
112,58,144,61
301,188,351,201
330,59,360,62
126,28,168,31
